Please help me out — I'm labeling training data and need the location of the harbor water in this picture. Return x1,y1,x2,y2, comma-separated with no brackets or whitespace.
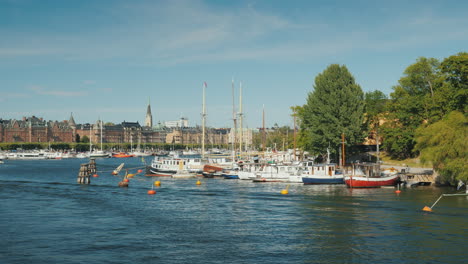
1,158,467,263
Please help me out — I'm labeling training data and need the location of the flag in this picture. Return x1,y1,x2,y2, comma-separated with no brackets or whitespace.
457,180,465,190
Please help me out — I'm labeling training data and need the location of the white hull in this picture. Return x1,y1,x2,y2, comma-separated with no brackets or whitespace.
6,152,47,160
172,170,197,178
238,171,257,180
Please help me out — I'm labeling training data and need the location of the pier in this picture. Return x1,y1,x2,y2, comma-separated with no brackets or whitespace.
400,171,435,186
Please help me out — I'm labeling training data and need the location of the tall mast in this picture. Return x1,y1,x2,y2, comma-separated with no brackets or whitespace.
89,124,92,152
100,120,103,151
232,78,237,160
202,82,207,159
238,82,243,159
293,109,297,161
341,133,345,168
376,127,380,173
262,104,265,152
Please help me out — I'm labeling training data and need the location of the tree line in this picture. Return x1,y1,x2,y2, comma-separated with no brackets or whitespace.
293,52,467,183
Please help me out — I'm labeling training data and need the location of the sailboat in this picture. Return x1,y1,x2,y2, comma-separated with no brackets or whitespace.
132,133,151,156
89,120,110,158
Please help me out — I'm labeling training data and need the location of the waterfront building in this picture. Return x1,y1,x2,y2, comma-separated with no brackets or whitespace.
165,117,189,128
0,115,75,143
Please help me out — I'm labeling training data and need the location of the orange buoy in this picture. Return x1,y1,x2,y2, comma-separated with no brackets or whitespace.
422,206,432,212
118,181,129,187
147,190,156,195
137,169,143,173
123,178,129,182
395,190,401,194
93,174,99,177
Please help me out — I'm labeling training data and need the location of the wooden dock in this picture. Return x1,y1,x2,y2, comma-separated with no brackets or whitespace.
400,171,435,186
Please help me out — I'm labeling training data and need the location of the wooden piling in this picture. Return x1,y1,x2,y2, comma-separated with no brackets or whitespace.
88,158,97,174
77,163,91,184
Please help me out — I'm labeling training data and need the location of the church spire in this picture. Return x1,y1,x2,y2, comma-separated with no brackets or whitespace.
69,112,76,128
145,98,153,127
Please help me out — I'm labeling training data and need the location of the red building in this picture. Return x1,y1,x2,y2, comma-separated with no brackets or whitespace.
0,116,75,143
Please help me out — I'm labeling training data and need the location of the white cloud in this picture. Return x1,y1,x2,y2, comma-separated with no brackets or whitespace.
0,0,467,65
29,85,88,97
83,80,96,85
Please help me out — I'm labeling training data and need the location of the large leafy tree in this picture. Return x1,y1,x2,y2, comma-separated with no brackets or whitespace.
382,57,442,159
415,111,467,183
364,90,388,129
439,52,468,113
299,64,365,158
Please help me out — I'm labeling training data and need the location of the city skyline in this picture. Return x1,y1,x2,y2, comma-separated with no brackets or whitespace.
1,0,467,128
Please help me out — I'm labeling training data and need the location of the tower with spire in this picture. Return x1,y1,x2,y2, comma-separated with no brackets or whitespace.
68,112,76,128
145,98,153,127
69,112,77,142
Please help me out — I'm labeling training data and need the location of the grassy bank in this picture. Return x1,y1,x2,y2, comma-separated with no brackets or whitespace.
379,152,432,168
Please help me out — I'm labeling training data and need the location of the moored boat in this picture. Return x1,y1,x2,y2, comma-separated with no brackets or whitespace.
6,152,47,160
301,162,344,184
146,156,204,176
89,150,111,158
344,163,400,188
112,152,135,158
344,174,400,188
253,164,300,182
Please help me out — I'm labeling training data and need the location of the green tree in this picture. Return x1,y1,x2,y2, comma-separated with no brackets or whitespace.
266,126,293,151
365,90,388,118
364,90,388,132
81,135,90,143
382,57,442,159
299,64,365,158
415,111,467,183
439,52,468,113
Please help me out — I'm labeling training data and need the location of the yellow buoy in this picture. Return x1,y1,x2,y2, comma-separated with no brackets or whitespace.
422,206,432,212
196,180,201,185
280,189,289,195
127,173,135,178
154,181,161,187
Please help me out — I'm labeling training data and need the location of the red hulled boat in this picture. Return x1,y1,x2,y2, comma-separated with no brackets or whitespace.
344,163,400,188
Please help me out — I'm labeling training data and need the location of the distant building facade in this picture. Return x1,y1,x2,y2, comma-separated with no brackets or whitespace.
0,115,76,143
0,102,251,146
165,117,189,128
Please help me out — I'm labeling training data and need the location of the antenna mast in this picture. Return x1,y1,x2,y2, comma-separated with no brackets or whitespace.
262,104,265,152
232,78,237,160
238,82,243,159
202,82,207,159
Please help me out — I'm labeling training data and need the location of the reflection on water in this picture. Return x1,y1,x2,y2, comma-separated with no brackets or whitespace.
0,158,466,264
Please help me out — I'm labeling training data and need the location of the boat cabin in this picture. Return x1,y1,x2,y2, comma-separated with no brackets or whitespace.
302,163,339,177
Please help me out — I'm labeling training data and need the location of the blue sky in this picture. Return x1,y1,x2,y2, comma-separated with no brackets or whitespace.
1,0,467,128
